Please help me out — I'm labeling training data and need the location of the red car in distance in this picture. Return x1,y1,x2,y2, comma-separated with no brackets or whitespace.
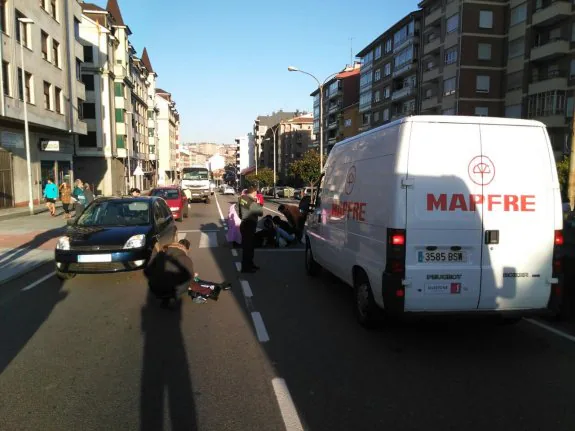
150,186,189,221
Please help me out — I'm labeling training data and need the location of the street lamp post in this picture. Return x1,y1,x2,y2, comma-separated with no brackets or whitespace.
270,123,281,197
19,17,35,215
288,66,339,171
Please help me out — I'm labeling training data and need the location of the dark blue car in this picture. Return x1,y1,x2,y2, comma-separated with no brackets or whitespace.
54,196,178,279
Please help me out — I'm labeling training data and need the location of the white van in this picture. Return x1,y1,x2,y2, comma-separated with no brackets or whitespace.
305,116,564,327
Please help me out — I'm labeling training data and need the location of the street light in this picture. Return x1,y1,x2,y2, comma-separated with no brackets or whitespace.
18,17,34,215
288,66,339,171
268,123,281,197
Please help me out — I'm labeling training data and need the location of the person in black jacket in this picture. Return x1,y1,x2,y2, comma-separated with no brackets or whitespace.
238,187,263,273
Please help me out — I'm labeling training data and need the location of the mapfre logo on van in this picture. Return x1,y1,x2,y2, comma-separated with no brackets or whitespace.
468,155,495,186
345,165,356,195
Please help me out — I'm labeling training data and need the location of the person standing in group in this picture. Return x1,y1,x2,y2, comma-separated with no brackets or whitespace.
238,186,263,273
59,182,72,219
72,179,87,215
43,179,58,217
84,183,95,205
130,187,141,197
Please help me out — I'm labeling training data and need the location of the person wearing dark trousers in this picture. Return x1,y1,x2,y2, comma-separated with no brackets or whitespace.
238,187,263,273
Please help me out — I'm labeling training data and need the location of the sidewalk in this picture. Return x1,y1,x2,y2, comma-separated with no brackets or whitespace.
0,209,67,286
0,202,62,222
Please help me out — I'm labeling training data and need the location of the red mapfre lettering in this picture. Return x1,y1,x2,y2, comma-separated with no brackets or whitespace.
426,193,536,212
331,202,367,221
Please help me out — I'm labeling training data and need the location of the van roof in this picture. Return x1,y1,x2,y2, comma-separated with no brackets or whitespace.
332,115,547,150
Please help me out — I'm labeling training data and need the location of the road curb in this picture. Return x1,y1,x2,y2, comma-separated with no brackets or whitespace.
0,259,53,287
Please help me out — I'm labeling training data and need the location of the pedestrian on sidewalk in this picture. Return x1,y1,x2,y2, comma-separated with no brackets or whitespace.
238,186,263,273
59,182,72,219
72,179,87,216
84,183,95,205
130,187,141,197
43,179,58,217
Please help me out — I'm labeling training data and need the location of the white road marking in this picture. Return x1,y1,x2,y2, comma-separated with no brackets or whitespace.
231,249,238,257
235,262,241,272
241,280,253,297
524,318,575,343
251,312,270,342
177,232,187,241
199,231,218,248
21,272,56,291
272,378,304,431
214,193,226,224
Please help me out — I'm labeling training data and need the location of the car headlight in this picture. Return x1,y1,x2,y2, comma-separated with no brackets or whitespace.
124,234,146,249
56,236,70,250
170,207,179,211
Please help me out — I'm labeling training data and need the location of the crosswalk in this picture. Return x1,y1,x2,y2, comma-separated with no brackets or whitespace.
177,230,221,248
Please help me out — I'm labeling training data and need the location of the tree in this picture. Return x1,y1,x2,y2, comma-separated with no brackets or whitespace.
246,167,274,188
290,149,322,187
557,155,570,200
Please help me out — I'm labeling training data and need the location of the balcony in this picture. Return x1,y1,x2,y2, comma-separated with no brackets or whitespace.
424,36,441,55
114,64,126,77
533,115,567,128
530,39,569,62
391,86,413,101
393,34,418,53
422,67,440,83
532,1,571,27
421,96,439,111
328,102,341,114
393,62,414,78
424,7,442,27
528,72,568,95
329,85,343,99
328,120,338,130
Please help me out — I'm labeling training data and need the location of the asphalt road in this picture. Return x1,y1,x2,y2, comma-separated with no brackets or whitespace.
1,193,575,431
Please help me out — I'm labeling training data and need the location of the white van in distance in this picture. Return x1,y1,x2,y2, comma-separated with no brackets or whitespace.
305,116,564,328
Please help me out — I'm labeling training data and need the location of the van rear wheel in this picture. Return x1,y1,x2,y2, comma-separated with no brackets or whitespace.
354,274,381,329
305,238,320,276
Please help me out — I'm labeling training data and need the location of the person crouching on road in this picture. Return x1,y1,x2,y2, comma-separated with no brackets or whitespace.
278,204,305,241
238,186,263,273
43,179,58,216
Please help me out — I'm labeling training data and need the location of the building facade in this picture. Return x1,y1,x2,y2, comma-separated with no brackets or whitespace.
0,0,87,207
155,88,179,184
142,47,159,188
277,114,314,184
310,63,361,154
253,110,298,171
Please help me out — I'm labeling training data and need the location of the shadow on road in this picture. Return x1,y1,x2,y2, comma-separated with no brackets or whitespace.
0,227,65,265
140,292,197,431
0,278,68,375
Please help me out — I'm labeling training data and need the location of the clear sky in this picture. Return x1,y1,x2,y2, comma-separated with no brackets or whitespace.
92,0,420,144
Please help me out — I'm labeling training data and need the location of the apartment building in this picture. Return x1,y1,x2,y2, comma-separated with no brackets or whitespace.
142,47,159,187
253,110,298,170
277,114,314,183
310,63,360,153
357,11,422,133
0,0,86,208
155,88,179,184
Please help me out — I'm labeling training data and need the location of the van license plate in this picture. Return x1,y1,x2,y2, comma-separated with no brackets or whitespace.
418,251,466,263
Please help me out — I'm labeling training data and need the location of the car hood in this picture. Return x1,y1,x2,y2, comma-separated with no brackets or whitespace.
66,225,152,247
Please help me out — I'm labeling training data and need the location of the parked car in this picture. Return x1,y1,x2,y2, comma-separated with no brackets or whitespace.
150,186,189,221
54,196,178,279
223,186,235,195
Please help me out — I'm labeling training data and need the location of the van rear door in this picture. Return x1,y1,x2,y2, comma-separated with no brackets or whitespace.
404,121,483,311
477,124,555,310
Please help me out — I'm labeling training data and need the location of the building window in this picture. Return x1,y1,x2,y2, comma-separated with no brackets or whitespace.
18,69,32,103
445,46,458,64
43,81,51,110
444,77,456,96
373,90,381,103
15,10,30,47
570,59,575,78
55,86,62,113
384,39,392,53
505,104,522,118
148,127,155,137
77,98,84,119
52,40,60,67
383,108,390,121
0,2,6,34
479,10,493,29
114,82,124,97
375,45,382,60
446,14,459,33
79,131,97,147
115,108,124,123
384,63,391,76
147,110,154,119
475,106,488,116
41,31,49,60
527,91,565,117
76,58,81,80
83,45,93,63
384,86,391,98
50,0,57,20
373,111,380,122
506,71,523,91
510,3,526,26
476,75,490,93
508,37,524,59
2,62,8,96
478,43,491,60
374,69,381,81
116,135,125,149
344,119,352,127
82,74,94,91
83,103,95,119
74,18,80,40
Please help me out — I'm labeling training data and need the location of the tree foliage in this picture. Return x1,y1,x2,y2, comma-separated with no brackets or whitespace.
557,156,570,199
290,150,322,186
246,167,274,188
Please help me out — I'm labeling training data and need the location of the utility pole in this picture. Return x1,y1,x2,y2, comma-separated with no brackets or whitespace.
568,109,575,211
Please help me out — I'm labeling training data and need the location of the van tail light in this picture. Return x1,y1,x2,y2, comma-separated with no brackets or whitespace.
383,228,407,315
548,229,564,313
386,228,406,276
553,230,563,276
554,230,564,246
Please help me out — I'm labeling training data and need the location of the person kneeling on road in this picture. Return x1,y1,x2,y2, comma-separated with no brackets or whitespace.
238,187,263,273
144,239,230,308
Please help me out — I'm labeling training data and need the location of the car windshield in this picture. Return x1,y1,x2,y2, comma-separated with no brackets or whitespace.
182,171,208,180
75,201,150,226
152,189,180,200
